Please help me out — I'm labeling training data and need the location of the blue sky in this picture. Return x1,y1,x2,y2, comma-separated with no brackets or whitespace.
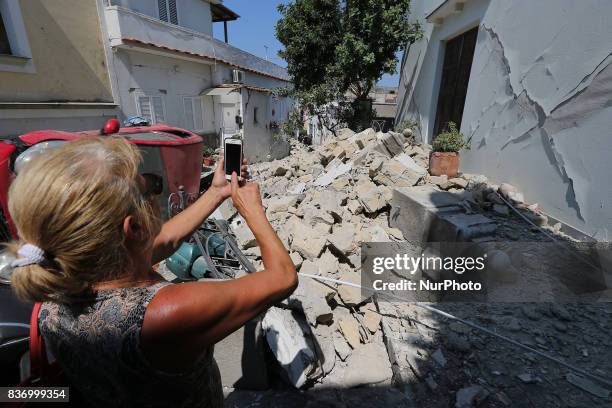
212,0,402,87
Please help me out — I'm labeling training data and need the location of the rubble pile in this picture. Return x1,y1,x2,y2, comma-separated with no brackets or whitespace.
225,128,432,388
225,128,612,407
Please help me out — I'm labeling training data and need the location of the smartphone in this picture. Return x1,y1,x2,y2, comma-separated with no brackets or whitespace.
224,138,243,181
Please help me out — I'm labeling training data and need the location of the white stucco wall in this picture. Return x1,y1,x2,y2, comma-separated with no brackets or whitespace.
112,49,216,132
110,0,213,35
397,0,612,239
241,89,291,162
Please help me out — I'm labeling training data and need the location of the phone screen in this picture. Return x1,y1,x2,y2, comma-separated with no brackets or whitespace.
225,142,242,176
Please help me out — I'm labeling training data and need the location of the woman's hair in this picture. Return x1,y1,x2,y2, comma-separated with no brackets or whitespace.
7,137,161,303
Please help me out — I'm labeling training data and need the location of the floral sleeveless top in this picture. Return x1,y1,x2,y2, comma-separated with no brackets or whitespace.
39,282,223,408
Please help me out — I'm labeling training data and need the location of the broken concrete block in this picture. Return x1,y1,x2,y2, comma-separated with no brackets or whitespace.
336,128,355,141
448,177,468,189
261,307,320,388
313,161,353,187
356,182,391,213
232,218,258,249
312,323,336,376
301,261,321,278
272,164,289,177
367,225,391,242
290,277,334,326
372,132,404,158
455,385,489,408
318,249,340,278
346,199,363,215
390,186,497,242
333,329,352,361
338,316,361,349
363,310,381,333
373,157,423,188
498,182,525,204
340,342,393,387
290,252,303,269
290,220,327,260
327,223,357,255
337,270,363,306
493,204,510,216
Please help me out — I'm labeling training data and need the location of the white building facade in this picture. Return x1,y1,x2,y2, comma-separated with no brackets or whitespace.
102,0,292,162
396,0,612,239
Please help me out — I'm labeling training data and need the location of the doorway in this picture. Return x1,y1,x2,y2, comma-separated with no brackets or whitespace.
433,26,479,136
221,103,238,136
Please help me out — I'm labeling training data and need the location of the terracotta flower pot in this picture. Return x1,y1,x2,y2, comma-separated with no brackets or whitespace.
429,151,459,177
203,157,215,166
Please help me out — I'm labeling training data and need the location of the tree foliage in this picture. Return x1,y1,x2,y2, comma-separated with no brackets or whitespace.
276,0,421,104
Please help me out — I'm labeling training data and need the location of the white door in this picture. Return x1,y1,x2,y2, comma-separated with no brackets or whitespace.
221,103,238,136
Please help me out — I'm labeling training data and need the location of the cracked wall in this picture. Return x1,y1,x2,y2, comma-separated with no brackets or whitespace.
397,0,612,239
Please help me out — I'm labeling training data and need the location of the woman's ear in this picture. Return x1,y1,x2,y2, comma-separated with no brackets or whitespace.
123,215,147,242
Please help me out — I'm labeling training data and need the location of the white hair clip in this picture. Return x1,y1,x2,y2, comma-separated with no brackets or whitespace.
11,243,46,267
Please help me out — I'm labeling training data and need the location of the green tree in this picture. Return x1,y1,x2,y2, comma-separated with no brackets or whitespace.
276,0,421,130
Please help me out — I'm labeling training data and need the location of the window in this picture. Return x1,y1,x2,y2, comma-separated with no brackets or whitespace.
253,107,259,125
158,0,178,25
433,27,478,137
0,12,11,55
0,0,34,73
183,97,204,131
137,95,166,124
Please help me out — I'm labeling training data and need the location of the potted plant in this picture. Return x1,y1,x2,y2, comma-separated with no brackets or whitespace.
429,122,470,177
202,146,216,167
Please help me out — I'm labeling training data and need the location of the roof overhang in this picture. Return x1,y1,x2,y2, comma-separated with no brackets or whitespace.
426,0,468,25
201,87,238,96
200,84,272,96
211,3,239,22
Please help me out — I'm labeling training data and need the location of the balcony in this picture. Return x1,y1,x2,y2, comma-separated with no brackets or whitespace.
103,6,290,81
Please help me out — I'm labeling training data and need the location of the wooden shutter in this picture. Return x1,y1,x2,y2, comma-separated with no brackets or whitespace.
138,96,153,123
184,97,195,129
433,27,478,136
168,0,178,24
151,96,165,123
193,98,204,130
158,0,168,22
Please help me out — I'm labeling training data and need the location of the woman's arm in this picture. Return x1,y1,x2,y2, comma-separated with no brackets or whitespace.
151,157,247,264
141,174,297,372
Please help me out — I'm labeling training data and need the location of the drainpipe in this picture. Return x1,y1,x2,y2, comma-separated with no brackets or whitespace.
223,21,228,43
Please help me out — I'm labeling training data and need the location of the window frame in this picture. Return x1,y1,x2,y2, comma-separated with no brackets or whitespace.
135,93,167,125
0,0,35,73
157,0,179,25
182,96,205,132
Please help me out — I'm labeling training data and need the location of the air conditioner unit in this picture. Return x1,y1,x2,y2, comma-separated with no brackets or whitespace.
232,69,245,84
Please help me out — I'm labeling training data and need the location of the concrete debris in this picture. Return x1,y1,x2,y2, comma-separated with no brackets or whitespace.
338,315,361,349
362,309,381,333
333,330,352,361
338,342,393,387
243,128,592,398
289,277,334,327
261,307,320,388
232,216,258,249
498,182,525,204
455,385,489,408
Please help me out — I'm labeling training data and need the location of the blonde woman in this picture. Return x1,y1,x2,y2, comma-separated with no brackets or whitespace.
8,137,297,407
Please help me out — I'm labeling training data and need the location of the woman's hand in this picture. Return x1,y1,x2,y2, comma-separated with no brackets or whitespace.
230,172,264,222
210,154,248,200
